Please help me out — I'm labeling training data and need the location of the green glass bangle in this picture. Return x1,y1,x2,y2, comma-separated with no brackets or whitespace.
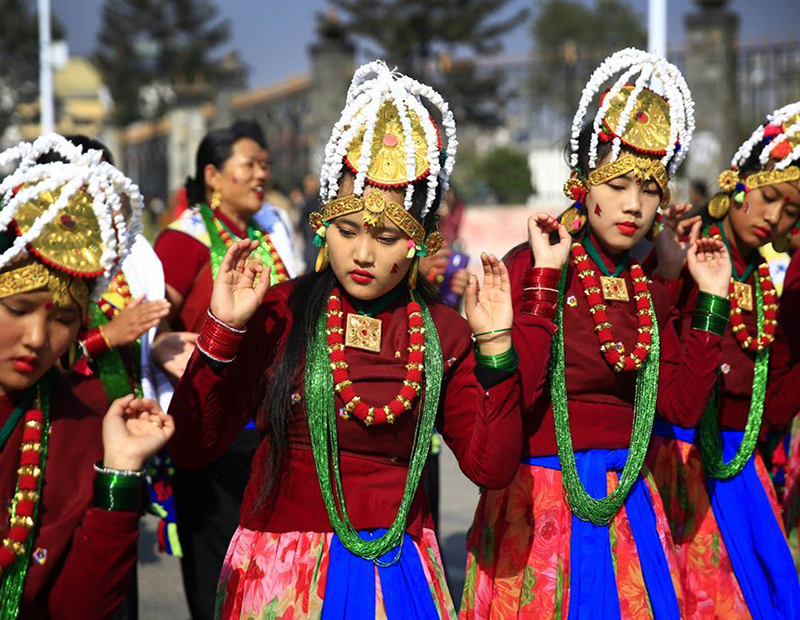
473,327,513,339
93,468,143,512
691,312,728,336
695,292,731,319
474,345,519,371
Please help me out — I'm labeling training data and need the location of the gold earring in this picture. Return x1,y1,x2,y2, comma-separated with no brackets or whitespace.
707,193,731,220
408,258,420,289
210,189,222,210
315,245,329,273
60,342,78,371
560,205,587,236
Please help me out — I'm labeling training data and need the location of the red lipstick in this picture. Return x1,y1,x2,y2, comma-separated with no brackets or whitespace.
349,269,375,284
615,222,639,236
12,357,38,373
753,225,771,240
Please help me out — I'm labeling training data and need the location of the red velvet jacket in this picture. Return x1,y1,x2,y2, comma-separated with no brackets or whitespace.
0,377,138,619
168,280,550,536
504,242,724,457
664,247,800,431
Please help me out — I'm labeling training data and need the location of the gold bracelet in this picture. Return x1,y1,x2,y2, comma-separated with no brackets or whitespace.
98,325,114,350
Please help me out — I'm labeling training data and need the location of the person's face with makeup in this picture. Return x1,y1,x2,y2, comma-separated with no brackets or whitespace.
326,178,415,300
0,288,81,394
583,154,663,255
205,138,270,220
728,178,800,250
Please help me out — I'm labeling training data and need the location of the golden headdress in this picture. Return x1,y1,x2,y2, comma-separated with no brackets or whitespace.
311,61,455,261
0,134,143,310
562,49,695,218
713,102,800,213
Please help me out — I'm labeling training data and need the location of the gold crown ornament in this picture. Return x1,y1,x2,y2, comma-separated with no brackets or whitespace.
0,134,143,311
313,61,456,270
601,86,673,156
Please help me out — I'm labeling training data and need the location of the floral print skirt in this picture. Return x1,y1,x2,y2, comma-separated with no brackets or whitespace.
647,435,786,619
459,462,683,619
215,526,456,619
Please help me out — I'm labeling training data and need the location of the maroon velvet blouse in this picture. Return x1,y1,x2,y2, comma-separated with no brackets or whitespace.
168,281,552,537
504,241,724,457
0,377,138,619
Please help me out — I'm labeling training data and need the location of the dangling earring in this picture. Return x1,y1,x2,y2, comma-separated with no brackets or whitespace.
210,188,222,210
646,212,664,242
707,192,731,220
408,258,420,289
560,205,587,236
315,244,329,273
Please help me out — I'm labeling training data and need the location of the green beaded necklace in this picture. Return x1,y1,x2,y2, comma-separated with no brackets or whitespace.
305,294,443,564
698,274,769,479
0,375,50,620
550,267,660,525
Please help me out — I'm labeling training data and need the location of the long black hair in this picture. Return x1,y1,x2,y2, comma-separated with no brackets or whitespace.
185,123,264,205
253,176,442,509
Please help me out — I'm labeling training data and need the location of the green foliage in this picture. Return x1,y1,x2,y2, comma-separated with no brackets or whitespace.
328,0,529,127
530,0,646,116
453,145,531,204
94,0,231,125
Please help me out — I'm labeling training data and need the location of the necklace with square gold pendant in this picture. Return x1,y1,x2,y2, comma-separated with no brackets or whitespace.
345,313,382,353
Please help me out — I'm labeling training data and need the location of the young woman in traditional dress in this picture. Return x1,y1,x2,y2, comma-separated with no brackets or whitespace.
648,101,800,618
167,60,548,618
460,48,734,618
0,134,174,618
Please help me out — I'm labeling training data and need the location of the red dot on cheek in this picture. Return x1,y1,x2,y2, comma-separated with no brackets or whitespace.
44,302,54,310
594,204,602,217
391,263,400,274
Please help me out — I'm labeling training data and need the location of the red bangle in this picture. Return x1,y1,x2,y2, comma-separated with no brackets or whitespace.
196,311,246,363
521,300,557,320
81,327,110,360
523,267,561,287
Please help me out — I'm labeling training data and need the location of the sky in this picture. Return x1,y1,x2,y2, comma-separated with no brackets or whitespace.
54,0,800,90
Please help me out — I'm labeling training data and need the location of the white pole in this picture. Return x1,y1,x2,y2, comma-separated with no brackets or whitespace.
648,0,667,56
38,0,54,135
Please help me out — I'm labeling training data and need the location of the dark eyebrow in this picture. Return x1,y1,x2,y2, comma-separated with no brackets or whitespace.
337,217,361,228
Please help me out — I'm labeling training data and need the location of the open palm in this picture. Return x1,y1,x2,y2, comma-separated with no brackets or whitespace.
465,253,513,355
210,239,271,329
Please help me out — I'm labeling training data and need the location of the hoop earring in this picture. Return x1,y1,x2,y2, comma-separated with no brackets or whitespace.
315,245,329,273
408,258,420,289
210,189,222,210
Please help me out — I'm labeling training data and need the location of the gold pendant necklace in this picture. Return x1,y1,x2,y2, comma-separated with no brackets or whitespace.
732,281,753,312
345,313,382,353
600,276,630,302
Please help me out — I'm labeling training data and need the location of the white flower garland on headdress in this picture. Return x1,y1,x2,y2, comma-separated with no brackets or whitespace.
730,101,800,171
319,60,457,218
568,47,695,177
0,133,144,301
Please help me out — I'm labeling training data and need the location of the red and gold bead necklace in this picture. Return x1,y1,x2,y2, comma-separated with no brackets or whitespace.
326,292,424,425
707,223,777,352
571,242,654,372
96,270,133,320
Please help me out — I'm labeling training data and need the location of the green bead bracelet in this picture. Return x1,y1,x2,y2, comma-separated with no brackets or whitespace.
474,344,519,371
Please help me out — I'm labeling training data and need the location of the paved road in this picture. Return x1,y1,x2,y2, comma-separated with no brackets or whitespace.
136,443,478,619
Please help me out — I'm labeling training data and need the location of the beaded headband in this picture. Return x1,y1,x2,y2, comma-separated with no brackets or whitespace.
0,134,143,309
717,102,800,201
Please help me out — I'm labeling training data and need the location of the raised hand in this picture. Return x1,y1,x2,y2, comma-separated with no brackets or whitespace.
210,239,271,329
464,253,513,356
151,331,199,380
687,231,732,299
655,203,702,279
527,213,571,270
102,395,175,471
103,296,171,348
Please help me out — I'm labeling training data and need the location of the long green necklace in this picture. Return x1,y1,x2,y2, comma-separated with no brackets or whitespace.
0,374,50,620
305,294,442,564
198,203,283,283
698,273,769,479
550,267,660,525
89,304,143,402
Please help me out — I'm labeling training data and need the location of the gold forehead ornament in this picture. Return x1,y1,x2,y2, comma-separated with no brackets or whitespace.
564,154,671,207
309,190,444,257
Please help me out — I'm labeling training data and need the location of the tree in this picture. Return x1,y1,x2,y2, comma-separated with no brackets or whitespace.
328,0,529,127
453,145,531,204
94,0,231,125
0,0,63,138
530,0,646,117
